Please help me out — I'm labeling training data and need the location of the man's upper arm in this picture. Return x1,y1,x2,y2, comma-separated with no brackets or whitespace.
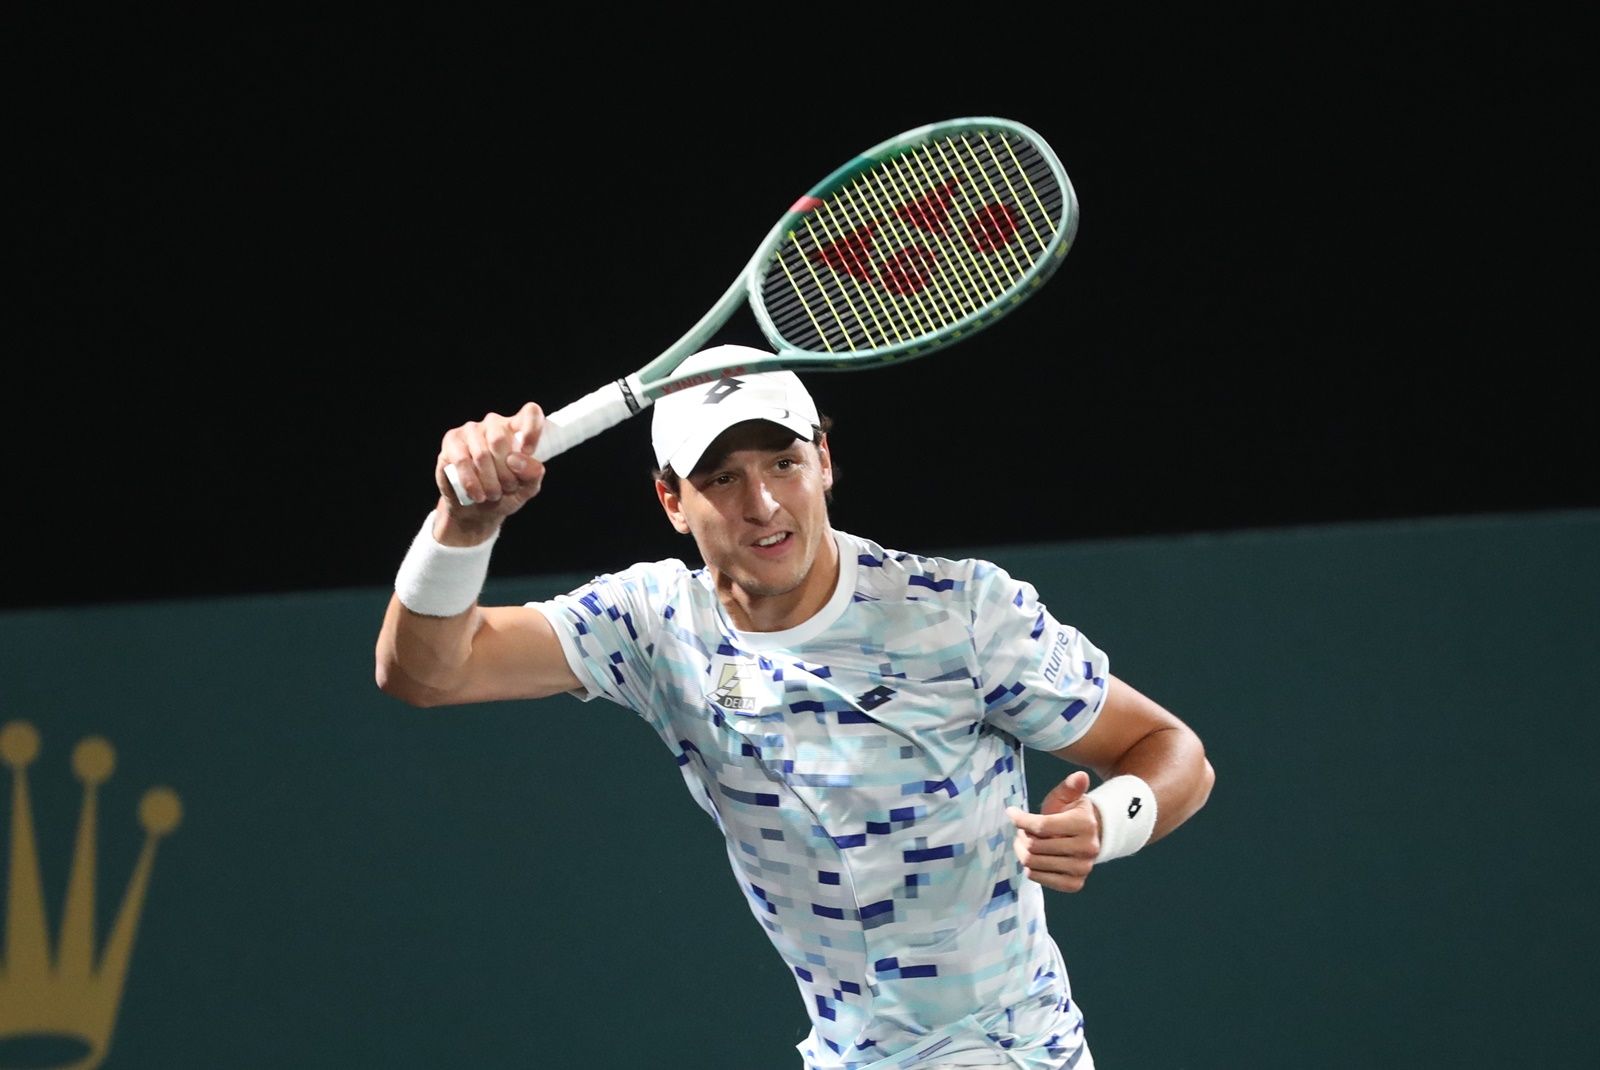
460,604,584,703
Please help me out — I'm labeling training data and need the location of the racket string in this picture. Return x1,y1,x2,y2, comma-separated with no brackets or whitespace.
893,145,1009,308
841,172,953,338
827,154,977,334
769,182,957,349
776,185,932,351
860,161,983,323
803,210,908,345
935,136,1030,285
762,131,1064,353
803,200,913,346
988,132,1057,257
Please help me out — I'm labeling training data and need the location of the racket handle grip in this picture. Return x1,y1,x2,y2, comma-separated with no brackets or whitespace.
533,376,641,461
442,377,644,506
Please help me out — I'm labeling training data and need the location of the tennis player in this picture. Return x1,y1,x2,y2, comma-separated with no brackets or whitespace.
376,345,1215,1069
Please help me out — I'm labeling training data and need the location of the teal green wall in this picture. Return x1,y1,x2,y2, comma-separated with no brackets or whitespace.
2,511,1595,1067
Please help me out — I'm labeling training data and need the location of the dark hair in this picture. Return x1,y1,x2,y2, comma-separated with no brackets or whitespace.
654,415,835,498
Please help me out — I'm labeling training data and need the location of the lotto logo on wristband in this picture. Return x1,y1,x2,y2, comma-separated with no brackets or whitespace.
1127,797,1143,819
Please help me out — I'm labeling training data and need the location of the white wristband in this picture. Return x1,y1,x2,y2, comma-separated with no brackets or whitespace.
1087,775,1157,863
394,512,499,617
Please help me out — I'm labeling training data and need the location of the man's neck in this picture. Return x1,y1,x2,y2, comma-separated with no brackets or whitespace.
717,529,841,634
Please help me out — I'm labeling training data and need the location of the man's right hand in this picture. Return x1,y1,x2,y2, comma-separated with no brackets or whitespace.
434,402,548,541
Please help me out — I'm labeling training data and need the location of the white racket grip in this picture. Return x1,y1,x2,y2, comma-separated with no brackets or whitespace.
531,375,644,462
443,375,645,506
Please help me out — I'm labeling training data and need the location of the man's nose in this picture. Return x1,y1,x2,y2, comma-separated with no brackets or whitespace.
743,477,780,522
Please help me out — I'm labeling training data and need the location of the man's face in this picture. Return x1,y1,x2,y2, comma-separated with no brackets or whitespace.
656,420,834,606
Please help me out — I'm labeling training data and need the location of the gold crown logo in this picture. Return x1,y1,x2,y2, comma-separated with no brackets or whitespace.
0,720,181,1070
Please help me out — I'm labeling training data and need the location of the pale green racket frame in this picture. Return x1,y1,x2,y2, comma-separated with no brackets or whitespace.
636,116,1079,391
445,117,1076,502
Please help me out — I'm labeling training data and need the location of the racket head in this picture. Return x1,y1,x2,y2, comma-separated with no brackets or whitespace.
745,117,1078,370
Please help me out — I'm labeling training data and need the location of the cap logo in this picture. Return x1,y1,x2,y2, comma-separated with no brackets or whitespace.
702,377,745,405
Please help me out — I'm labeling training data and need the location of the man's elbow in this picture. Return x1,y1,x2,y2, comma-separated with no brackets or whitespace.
1186,718,1217,811
375,659,449,708
1196,754,1216,808
1172,723,1216,816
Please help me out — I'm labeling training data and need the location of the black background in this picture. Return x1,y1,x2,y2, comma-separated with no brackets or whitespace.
10,11,1591,612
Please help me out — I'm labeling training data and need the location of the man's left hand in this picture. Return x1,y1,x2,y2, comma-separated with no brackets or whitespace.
1005,770,1100,892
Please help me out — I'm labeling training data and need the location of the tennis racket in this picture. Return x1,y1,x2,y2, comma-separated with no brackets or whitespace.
446,116,1079,505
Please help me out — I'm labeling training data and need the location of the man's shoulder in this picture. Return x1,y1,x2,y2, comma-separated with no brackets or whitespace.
608,554,700,583
838,530,1000,599
541,555,703,605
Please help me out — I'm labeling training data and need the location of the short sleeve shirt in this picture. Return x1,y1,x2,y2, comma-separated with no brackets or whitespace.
531,530,1110,1069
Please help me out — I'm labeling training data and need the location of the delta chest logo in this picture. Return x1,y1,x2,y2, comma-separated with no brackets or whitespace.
706,654,789,718
0,720,181,1070
709,661,761,712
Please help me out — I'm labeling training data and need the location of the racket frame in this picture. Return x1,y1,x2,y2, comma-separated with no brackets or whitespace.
444,117,1076,501
633,117,1079,402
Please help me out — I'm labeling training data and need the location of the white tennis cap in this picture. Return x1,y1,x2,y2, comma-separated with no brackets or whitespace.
651,344,820,476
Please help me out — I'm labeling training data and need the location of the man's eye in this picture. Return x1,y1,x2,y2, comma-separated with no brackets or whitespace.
713,473,736,485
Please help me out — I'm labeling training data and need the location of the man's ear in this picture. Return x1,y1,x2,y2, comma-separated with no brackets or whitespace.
817,433,834,492
655,479,692,535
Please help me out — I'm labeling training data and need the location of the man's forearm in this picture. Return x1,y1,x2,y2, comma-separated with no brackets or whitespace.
375,594,484,705
1106,725,1214,844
